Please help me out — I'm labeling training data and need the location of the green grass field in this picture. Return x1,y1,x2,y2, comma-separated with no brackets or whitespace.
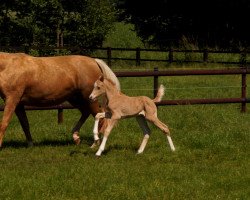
0,74,249,200
1,22,249,199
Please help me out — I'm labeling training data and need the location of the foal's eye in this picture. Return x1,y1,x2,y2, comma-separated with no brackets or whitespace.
97,86,100,90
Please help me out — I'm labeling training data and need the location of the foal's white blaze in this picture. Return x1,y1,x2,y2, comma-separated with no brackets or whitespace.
167,135,175,151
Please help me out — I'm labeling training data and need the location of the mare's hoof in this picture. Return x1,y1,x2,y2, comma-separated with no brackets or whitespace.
74,138,81,145
27,142,34,147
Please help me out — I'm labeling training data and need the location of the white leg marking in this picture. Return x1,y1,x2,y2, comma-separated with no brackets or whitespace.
92,112,106,142
167,135,175,151
96,136,108,156
93,119,100,141
138,110,145,116
137,134,150,154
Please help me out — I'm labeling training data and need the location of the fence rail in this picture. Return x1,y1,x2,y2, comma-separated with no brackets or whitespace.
115,67,249,112
1,46,250,66
0,67,249,123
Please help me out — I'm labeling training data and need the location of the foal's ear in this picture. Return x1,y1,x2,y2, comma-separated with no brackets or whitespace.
99,75,104,82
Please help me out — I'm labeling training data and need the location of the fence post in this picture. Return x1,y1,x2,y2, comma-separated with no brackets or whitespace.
241,71,247,112
240,51,247,112
24,45,30,54
107,47,112,66
203,48,208,62
169,48,173,63
153,67,159,98
136,47,141,66
240,50,247,67
58,108,64,124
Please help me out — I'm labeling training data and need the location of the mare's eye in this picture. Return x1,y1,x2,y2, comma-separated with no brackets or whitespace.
97,87,100,90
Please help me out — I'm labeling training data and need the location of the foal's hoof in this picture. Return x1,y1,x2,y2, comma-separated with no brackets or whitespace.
90,143,96,149
90,139,101,149
95,155,101,159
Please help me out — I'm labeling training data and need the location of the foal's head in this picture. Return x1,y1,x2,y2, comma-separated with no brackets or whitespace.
89,76,106,101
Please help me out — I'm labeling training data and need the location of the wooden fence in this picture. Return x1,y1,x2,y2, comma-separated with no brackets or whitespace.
1,46,250,66
0,67,249,123
93,47,250,67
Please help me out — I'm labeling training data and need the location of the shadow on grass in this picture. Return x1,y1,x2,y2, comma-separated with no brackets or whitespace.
2,135,94,149
1,136,140,157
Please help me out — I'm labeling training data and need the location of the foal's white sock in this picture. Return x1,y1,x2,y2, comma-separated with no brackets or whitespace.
167,135,175,151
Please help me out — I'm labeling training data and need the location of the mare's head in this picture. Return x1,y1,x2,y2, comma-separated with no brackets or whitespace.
89,76,106,101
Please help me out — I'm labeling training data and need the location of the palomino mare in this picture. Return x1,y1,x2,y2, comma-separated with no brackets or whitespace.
0,52,120,148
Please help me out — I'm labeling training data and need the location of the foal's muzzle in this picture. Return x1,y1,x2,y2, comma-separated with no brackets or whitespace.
89,94,96,102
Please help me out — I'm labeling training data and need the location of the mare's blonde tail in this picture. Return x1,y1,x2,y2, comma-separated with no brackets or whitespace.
153,84,165,103
95,59,120,91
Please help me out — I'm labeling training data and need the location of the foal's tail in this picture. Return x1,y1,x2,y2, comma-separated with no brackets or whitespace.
153,84,165,103
95,59,120,91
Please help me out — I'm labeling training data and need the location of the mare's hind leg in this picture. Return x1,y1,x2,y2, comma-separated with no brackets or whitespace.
71,112,90,145
0,96,20,148
15,105,33,147
69,97,103,146
146,115,175,151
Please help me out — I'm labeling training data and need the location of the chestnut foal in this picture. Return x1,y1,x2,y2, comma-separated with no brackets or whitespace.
89,76,175,156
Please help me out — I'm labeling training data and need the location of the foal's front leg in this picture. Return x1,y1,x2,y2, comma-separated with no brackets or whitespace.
90,112,105,148
95,119,117,156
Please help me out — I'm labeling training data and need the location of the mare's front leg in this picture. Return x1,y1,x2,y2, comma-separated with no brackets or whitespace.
0,95,21,148
15,105,33,147
95,118,117,156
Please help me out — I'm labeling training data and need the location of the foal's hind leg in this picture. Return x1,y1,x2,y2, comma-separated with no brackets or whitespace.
146,115,175,151
0,96,20,148
15,105,33,147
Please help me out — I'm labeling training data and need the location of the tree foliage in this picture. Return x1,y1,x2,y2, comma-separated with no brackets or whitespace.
0,0,116,47
118,0,250,49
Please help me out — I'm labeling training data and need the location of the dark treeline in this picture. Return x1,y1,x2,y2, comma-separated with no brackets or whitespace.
118,0,250,49
0,0,249,50
0,0,116,48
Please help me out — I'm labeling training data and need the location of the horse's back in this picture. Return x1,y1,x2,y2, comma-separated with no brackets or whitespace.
0,53,101,85
0,53,101,105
